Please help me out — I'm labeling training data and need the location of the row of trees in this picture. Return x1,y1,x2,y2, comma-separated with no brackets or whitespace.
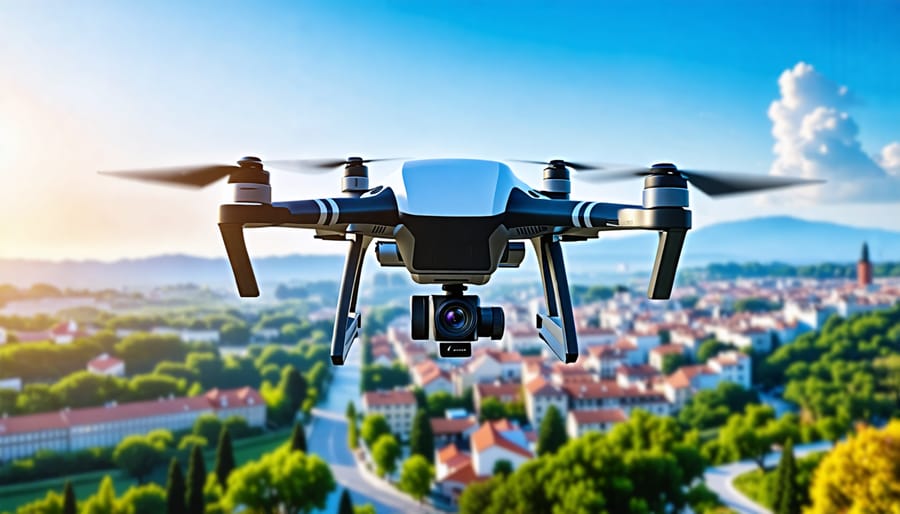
685,260,900,281
14,421,347,514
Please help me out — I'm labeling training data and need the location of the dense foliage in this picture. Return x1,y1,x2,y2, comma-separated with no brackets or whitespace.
459,410,705,514
684,260,900,281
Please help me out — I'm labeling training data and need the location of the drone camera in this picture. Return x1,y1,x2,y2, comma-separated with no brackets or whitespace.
410,293,505,356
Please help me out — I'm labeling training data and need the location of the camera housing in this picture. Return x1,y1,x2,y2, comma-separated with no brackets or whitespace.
410,291,504,357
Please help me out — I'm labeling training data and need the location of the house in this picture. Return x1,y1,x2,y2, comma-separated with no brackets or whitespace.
431,416,478,448
708,351,752,389
576,326,617,349
473,382,521,415
663,365,718,409
370,335,397,367
524,376,568,427
435,444,478,505
502,324,544,353
361,389,418,441
615,364,660,390
471,420,533,476
585,343,634,379
50,320,86,345
0,387,265,462
452,349,521,395
566,408,627,438
412,360,453,396
87,354,125,377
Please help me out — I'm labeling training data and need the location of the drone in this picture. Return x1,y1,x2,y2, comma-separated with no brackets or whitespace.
103,157,821,364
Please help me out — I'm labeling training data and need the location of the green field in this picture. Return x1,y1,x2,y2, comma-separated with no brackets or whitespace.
732,468,770,509
0,429,290,513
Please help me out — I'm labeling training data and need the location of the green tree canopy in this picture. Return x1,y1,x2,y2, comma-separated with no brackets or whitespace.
360,414,391,447
409,410,434,462
371,434,401,478
113,435,167,484
398,455,434,502
536,404,567,455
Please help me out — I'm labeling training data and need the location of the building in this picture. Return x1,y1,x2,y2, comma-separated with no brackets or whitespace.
524,376,568,427
452,349,521,395
566,408,627,438
858,242,873,287
361,389,418,441
87,354,125,377
707,351,751,389
0,387,265,462
430,416,478,448
411,360,453,396
434,444,477,504
473,382,521,416
470,420,533,476
649,344,686,371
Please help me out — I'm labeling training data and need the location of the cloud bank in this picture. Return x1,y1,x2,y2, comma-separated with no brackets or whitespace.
768,62,900,202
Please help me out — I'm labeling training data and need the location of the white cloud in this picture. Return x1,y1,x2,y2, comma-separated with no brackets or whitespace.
767,62,900,202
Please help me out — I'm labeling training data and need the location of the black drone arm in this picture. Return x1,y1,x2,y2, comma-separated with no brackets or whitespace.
218,190,399,298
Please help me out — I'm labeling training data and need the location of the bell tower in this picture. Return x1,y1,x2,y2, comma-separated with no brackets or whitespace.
857,242,872,287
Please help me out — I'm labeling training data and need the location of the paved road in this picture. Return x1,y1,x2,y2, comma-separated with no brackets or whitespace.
308,347,435,514
703,441,832,514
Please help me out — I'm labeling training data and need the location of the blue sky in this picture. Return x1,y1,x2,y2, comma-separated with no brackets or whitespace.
0,0,898,259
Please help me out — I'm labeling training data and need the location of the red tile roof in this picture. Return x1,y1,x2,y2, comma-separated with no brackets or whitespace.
650,344,685,356
87,354,124,372
475,382,521,400
525,376,561,396
430,417,477,435
441,459,478,484
471,421,533,459
0,412,68,435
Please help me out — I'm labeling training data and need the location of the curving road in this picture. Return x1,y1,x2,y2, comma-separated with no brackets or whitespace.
703,441,832,514
308,348,436,514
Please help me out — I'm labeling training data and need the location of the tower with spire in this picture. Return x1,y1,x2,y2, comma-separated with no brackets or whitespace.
857,242,872,287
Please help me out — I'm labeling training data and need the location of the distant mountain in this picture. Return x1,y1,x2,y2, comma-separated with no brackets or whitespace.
0,254,344,290
564,215,900,271
0,216,897,289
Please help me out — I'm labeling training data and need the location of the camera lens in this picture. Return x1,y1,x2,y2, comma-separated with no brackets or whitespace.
437,301,474,337
442,306,468,330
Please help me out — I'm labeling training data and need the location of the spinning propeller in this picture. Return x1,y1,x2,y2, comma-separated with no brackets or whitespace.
100,156,400,188
573,162,824,197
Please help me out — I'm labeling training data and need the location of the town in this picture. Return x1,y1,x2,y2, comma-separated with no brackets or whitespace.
0,244,897,513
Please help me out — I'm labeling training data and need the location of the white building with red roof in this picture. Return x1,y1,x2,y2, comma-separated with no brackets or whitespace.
50,320,88,345
0,387,265,462
411,359,453,396
434,443,478,505
470,420,533,475
524,376,568,427
615,364,661,390
566,408,627,438
452,348,521,395
430,416,478,448
708,351,751,389
87,353,125,377
361,389,418,440
502,323,544,353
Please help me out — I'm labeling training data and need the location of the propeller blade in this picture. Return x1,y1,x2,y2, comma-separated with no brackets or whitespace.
99,165,238,188
679,169,825,197
510,159,641,172
573,168,651,182
264,157,403,173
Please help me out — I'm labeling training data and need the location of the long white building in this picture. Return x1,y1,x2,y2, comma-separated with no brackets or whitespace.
0,387,265,462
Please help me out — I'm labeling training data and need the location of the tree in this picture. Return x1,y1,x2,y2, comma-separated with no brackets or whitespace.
479,397,506,421
118,484,167,514
114,435,167,483
459,477,503,514
492,459,513,476
62,480,76,514
116,333,187,374
224,445,336,514
220,321,250,346
409,410,434,461
192,414,224,446
338,489,354,514
371,434,401,478
537,404,567,455
808,420,900,513
15,490,64,514
348,416,360,450
166,458,188,514
715,404,780,471
214,428,235,490
398,455,434,503
661,353,689,374
772,439,800,514
360,414,391,447
82,476,117,514
697,338,731,362
186,445,207,514
290,422,307,452
346,401,356,421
